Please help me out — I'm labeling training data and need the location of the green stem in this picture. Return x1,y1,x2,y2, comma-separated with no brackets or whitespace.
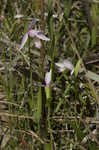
45,86,53,149
28,37,34,109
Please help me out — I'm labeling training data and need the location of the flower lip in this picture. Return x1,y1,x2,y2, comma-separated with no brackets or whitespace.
34,38,42,49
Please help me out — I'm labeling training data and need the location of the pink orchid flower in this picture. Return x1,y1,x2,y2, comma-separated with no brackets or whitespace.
19,18,50,50
55,59,74,75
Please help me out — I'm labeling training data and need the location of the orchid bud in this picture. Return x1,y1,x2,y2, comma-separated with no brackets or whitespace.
45,69,52,86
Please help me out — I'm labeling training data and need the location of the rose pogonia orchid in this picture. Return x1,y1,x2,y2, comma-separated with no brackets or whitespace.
55,59,74,75
19,18,50,50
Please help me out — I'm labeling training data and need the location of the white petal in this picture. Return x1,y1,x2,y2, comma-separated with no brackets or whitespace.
45,69,52,86
14,14,24,19
19,33,28,50
71,68,75,75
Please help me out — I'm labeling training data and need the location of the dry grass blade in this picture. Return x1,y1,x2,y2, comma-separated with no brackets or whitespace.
0,101,20,107
13,129,44,144
28,130,44,144
0,113,35,121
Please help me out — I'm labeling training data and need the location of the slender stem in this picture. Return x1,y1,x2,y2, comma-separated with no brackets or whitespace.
36,1,47,146
39,0,45,79
45,86,53,149
28,37,34,108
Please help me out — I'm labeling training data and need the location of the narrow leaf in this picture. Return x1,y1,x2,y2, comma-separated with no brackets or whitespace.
4,17,10,33
86,70,99,82
74,59,82,77
91,26,96,48
37,87,42,122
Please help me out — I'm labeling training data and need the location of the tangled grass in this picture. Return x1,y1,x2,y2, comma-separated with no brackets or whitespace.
0,0,99,149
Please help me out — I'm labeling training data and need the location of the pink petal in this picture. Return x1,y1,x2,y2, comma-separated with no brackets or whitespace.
19,33,28,50
0,15,4,20
29,30,50,41
36,32,50,41
55,59,74,74
28,18,36,30
63,59,74,71
28,29,38,38
45,69,52,86
55,62,65,68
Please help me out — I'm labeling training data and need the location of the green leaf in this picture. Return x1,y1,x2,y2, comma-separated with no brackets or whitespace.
64,0,72,19
10,20,17,34
89,142,99,150
92,1,98,22
70,143,73,150
55,84,70,113
74,59,82,77
91,2,98,48
86,70,99,82
44,143,51,150
37,87,42,121
91,26,96,48
24,22,28,33
4,17,11,33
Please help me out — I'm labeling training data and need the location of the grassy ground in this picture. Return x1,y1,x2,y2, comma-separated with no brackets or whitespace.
0,0,99,149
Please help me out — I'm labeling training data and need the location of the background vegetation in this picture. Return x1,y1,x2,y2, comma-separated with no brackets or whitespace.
0,0,99,149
